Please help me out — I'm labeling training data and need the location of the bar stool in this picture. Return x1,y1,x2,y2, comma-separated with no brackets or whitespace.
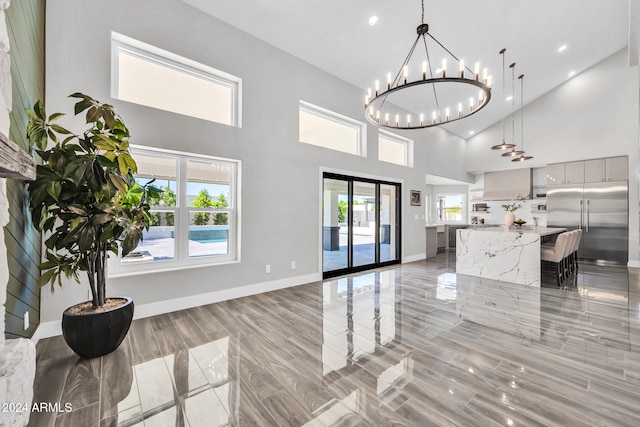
562,230,578,281
541,231,571,286
570,229,583,275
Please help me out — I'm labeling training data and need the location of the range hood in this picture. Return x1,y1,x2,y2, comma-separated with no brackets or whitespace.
483,168,532,200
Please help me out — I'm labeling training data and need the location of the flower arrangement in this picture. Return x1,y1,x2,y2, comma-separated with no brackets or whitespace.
502,195,525,212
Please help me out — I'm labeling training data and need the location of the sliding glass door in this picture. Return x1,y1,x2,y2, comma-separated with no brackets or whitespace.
323,173,400,278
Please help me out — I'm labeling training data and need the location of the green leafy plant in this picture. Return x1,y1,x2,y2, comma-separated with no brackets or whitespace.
213,193,228,225
193,188,213,225
26,93,161,308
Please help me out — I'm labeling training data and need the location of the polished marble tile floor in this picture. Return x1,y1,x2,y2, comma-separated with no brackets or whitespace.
30,252,640,426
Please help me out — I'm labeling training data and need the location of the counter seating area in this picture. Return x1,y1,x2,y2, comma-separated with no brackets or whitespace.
541,229,583,286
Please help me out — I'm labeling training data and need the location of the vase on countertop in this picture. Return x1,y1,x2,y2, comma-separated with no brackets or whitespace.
504,211,515,227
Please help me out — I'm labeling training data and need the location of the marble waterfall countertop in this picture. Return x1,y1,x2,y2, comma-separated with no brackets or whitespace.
467,225,566,236
455,227,565,286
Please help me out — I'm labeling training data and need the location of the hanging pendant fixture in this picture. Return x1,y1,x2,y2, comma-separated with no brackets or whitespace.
490,48,516,150
512,73,533,162
364,0,491,130
501,62,524,157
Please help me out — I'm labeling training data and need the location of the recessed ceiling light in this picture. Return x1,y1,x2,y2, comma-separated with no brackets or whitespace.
568,70,576,77
505,96,513,102
468,130,475,135
368,16,378,26
558,44,567,53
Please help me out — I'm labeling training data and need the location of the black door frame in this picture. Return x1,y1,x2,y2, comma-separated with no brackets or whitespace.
322,172,402,279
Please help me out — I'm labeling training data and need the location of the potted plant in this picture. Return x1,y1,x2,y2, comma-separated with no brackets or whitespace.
502,196,524,227
26,93,160,359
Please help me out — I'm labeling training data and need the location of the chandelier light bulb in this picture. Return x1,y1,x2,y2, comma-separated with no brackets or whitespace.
374,80,380,96
422,61,427,79
478,90,484,105
407,114,411,126
395,114,400,126
432,111,437,124
387,72,392,89
376,110,380,122
459,59,465,78
487,75,492,88
442,59,447,78
403,65,408,84
385,113,389,125
474,62,480,80
458,103,463,118
445,107,450,121
420,113,424,125
469,97,474,112
482,68,488,84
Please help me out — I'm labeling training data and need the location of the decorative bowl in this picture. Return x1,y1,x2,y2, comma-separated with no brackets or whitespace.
514,219,527,226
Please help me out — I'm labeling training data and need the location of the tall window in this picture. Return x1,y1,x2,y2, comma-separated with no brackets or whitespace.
437,194,464,222
111,32,241,126
299,101,366,156
378,130,413,167
109,147,240,276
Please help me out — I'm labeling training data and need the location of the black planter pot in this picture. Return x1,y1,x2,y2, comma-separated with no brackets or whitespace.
62,296,134,359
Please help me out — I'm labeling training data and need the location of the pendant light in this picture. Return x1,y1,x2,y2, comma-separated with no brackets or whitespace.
501,62,524,157
512,73,533,162
490,48,515,150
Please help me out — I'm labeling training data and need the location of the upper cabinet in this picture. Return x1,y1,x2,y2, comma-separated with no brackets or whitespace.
547,156,628,185
605,156,628,181
584,159,605,182
564,161,585,183
546,163,566,185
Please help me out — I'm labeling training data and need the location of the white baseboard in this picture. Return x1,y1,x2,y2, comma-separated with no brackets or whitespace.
402,253,426,263
31,272,322,341
628,260,640,269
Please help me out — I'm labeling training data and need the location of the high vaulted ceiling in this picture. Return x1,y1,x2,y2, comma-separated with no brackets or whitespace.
182,0,629,139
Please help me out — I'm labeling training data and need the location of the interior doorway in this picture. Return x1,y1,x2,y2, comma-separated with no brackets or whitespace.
322,173,401,278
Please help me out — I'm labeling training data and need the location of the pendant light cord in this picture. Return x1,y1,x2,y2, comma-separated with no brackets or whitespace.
500,49,506,142
519,74,525,151
510,62,516,150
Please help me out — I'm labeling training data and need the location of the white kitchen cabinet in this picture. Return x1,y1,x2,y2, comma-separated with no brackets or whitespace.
546,163,565,185
605,156,628,181
564,161,584,183
584,159,605,182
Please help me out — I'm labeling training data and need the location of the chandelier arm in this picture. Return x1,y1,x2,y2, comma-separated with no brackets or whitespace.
422,35,441,119
378,35,422,113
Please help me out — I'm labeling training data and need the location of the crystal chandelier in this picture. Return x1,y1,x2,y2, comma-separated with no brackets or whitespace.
364,0,491,130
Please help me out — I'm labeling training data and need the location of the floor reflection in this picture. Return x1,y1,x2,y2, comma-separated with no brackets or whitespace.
32,254,640,426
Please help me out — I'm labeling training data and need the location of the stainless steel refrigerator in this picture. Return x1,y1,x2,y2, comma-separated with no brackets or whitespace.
547,181,628,264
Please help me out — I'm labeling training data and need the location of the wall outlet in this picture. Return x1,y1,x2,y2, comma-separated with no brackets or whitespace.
23,311,29,330
265,264,271,274
291,261,296,270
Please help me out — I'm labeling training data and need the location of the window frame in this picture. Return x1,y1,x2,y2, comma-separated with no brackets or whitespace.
108,146,241,277
111,31,242,127
436,193,466,224
377,130,414,167
299,100,367,156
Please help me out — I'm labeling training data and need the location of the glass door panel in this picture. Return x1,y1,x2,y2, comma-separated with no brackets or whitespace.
352,181,376,267
323,178,349,273
380,184,398,263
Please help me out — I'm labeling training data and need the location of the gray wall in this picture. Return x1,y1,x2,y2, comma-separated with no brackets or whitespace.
41,0,470,322
4,0,44,338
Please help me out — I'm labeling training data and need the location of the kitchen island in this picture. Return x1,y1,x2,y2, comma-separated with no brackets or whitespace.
456,226,566,286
